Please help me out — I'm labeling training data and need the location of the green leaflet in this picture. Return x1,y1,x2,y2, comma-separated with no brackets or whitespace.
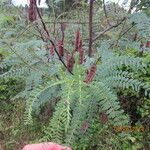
24,80,66,125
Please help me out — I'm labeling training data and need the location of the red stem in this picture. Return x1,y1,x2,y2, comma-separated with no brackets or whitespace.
88,0,94,57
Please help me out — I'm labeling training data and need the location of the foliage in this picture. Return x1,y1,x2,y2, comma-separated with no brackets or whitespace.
1,45,149,148
0,78,24,112
0,0,150,149
72,117,146,150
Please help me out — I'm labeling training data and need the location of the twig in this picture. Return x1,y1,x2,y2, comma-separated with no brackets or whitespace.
92,17,126,42
36,5,50,37
35,4,73,75
35,24,46,42
111,23,136,48
118,20,126,39
119,23,136,38
103,0,110,26
115,19,126,46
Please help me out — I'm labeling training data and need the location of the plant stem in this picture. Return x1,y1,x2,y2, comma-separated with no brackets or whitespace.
88,0,94,57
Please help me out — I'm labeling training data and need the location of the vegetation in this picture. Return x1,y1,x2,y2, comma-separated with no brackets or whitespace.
0,0,150,150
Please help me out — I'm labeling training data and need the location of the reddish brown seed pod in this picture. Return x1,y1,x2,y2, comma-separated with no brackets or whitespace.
146,40,150,48
78,39,82,50
78,48,84,64
74,30,85,64
75,29,81,51
58,40,64,57
66,52,70,63
67,54,75,72
84,63,97,84
28,0,37,22
78,39,84,64
50,45,54,56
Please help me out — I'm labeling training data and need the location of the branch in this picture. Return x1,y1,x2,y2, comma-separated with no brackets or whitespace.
35,4,73,75
88,0,95,57
92,17,126,42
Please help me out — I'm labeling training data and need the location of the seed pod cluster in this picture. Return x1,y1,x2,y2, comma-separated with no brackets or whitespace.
75,30,84,64
84,63,97,84
66,53,75,72
28,0,37,22
75,29,81,51
78,40,84,64
58,40,64,57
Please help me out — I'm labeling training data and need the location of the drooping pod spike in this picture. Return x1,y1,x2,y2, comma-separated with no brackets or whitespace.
28,0,37,22
78,39,84,64
74,30,84,64
78,39,82,49
78,48,84,64
50,45,55,56
58,40,64,58
66,52,70,63
66,53,75,72
75,29,81,51
84,63,97,84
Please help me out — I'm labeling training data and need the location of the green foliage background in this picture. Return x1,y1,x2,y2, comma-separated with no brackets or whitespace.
0,0,150,150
